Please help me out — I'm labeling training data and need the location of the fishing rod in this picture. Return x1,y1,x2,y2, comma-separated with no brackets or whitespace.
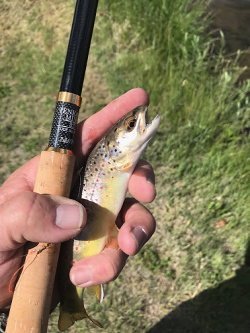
6,0,98,332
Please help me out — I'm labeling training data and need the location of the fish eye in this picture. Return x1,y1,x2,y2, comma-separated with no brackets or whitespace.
124,116,137,132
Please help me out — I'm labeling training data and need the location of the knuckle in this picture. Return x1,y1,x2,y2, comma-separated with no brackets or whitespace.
9,192,35,225
102,256,120,282
11,192,54,236
25,192,50,227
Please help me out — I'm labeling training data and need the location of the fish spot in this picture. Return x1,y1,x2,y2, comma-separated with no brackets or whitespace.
100,186,103,189
95,168,98,171
102,164,105,167
73,260,76,264
75,247,78,251
102,172,106,176
110,168,113,171
96,179,99,182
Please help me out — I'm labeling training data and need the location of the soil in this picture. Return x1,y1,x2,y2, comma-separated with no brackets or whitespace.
210,0,250,79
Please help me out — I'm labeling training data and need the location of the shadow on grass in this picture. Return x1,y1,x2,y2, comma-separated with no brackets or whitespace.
147,241,250,333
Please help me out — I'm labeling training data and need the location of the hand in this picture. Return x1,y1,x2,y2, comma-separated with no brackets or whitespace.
0,88,156,309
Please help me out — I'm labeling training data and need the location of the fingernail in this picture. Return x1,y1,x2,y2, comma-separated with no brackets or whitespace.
147,175,155,188
55,204,84,229
130,227,147,251
71,269,92,287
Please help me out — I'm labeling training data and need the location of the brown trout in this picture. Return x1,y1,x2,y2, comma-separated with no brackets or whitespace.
58,105,160,331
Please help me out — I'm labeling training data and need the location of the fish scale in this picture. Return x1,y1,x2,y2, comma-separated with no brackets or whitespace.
81,137,114,203
73,135,131,261
58,105,160,331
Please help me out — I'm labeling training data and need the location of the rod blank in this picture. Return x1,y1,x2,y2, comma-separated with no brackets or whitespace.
60,0,99,96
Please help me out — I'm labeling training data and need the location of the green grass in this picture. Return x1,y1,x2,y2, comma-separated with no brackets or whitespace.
1,0,250,332
92,0,250,331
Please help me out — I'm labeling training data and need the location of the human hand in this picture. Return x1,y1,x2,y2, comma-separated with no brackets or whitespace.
0,88,156,310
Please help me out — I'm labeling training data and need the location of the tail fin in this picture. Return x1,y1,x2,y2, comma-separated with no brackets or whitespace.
58,240,103,331
58,305,87,331
58,302,103,331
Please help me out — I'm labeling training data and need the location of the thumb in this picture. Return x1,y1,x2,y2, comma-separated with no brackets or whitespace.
0,192,86,252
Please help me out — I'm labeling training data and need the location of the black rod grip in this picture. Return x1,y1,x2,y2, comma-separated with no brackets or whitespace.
48,101,79,149
60,0,99,96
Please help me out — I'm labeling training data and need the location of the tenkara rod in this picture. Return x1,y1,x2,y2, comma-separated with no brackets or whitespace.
6,1,99,332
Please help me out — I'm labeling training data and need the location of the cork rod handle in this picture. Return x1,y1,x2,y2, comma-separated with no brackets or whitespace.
5,1,98,331
6,150,75,333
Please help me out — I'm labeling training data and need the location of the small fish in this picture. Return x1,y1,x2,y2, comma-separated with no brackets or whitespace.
58,105,160,331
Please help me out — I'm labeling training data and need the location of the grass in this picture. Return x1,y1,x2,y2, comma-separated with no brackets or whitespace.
1,0,250,332
92,2,250,331
0,0,110,181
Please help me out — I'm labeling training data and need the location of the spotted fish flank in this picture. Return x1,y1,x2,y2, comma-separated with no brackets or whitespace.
58,105,161,331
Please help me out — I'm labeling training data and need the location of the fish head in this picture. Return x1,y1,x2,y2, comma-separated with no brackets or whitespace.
105,105,161,171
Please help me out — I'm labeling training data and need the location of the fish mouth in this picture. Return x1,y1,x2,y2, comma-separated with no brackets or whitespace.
136,105,161,141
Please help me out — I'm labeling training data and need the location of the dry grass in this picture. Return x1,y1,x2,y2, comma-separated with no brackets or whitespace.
0,0,110,183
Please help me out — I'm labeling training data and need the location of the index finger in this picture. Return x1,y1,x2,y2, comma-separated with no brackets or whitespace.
0,89,149,202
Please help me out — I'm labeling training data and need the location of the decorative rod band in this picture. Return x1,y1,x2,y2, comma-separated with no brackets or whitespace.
45,147,74,155
57,91,82,107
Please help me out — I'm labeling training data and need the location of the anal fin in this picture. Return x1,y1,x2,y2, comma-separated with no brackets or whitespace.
87,284,104,303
